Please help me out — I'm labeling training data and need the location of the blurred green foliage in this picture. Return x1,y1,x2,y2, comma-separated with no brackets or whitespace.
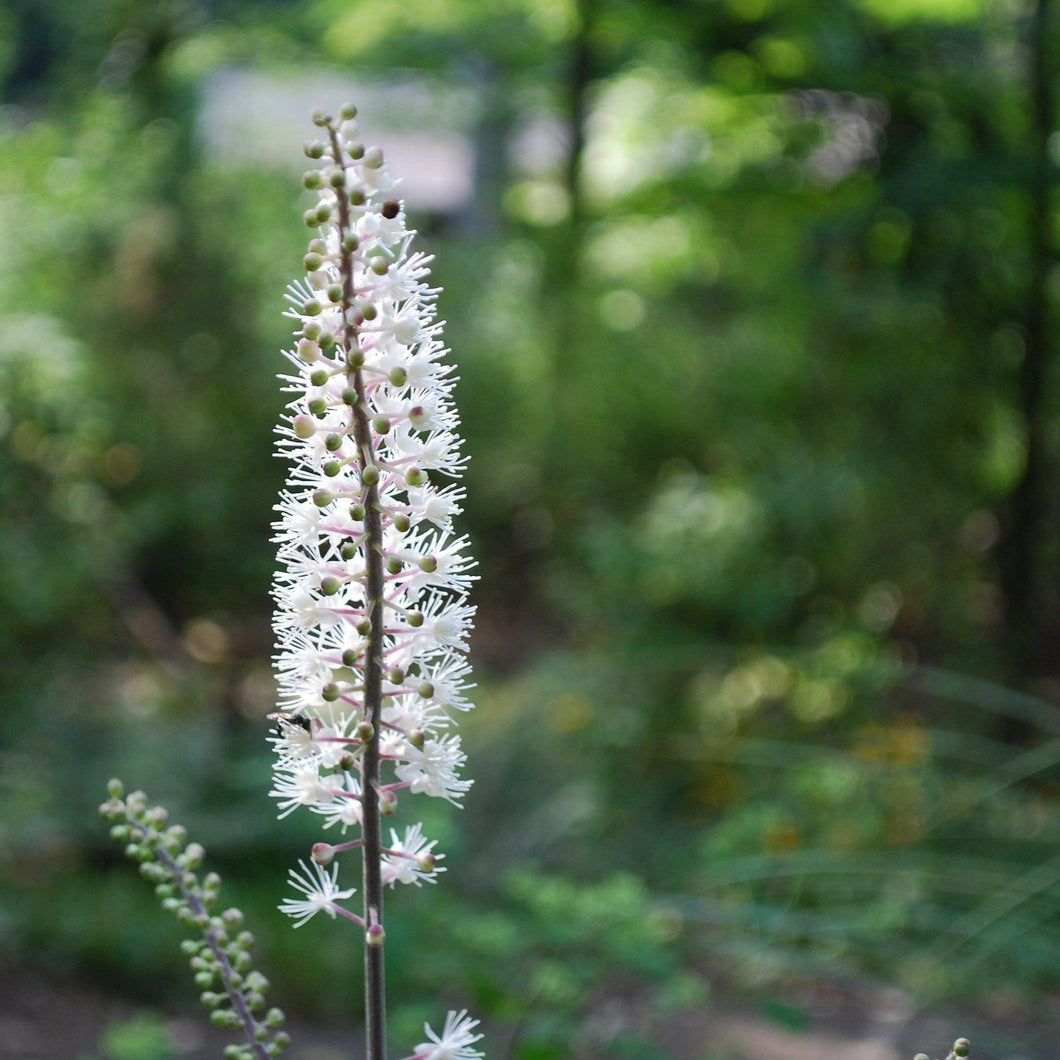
99,1011,173,1060
2,0,1059,1056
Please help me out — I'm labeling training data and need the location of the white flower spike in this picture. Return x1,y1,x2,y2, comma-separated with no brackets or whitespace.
270,104,482,1058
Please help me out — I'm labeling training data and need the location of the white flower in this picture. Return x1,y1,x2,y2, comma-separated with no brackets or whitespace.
279,859,357,928
269,762,333,819
381,822,445,887
394,733,472,803
311,770,364,832
411,1010,485,1060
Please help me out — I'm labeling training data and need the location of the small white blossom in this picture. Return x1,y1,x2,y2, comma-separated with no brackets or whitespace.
394,733,472,803
311,770,364,832
269,762,334,819
410,1010,485,1060
279,859,357,928
381,822,445,887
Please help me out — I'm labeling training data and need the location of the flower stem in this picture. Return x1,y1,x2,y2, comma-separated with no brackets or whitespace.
360,482,388,1060
327,119,388,1060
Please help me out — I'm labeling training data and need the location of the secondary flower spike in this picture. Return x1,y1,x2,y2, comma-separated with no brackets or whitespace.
269,103,475,944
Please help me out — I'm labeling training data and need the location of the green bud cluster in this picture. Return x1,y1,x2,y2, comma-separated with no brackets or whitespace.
99,780,291,1059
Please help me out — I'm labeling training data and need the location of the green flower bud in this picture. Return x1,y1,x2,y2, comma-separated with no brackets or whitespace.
303,140,326,159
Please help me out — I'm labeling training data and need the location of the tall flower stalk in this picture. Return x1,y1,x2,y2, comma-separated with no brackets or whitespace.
270,104,480,1060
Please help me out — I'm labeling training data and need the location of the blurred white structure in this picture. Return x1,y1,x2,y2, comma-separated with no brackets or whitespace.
199,68,476,214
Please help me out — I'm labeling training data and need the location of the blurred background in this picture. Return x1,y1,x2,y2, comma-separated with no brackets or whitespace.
1,0,1059,1058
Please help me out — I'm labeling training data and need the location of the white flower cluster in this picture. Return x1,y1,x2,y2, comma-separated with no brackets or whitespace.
269,105,475,926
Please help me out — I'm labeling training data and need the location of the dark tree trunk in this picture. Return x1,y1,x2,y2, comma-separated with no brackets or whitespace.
1000,0,1055,683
